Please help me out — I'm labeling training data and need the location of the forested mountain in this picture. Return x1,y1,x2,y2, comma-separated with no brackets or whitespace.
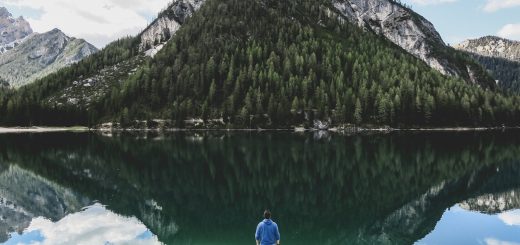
467,53,520,93
456,36,520,94
334,0,495,88
0,0,519,128
0,7,98,87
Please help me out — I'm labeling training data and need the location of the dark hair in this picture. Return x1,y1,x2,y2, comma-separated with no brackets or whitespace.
264,210,271,219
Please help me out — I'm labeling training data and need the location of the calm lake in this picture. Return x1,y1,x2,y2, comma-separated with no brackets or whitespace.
1,131,520,244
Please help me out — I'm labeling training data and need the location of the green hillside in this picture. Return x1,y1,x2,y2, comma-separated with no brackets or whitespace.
0,0,519,128
468,52,520,93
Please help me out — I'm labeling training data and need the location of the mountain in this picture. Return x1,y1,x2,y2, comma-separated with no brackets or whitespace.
0,7,32,53
142,0,495,87
467,53,520,93
0,29,98,87
139,0,205,55
333,0,495,88
455,36,520,93
0,0,519,128
456,36,520,62
0,7,98,87
25,0,203,110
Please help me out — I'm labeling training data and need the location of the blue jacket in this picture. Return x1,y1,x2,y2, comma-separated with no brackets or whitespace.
255,219,280,245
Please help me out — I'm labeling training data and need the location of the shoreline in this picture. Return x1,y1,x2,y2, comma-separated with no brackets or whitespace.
94,125,519,133
0,126,89,134
0,126,517,134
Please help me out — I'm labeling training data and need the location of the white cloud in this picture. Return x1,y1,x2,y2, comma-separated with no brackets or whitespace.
404,0,457,5
485,238,520,245
498,209,520,226
3,0,171,48
497,23,520,41
10,203,164,245
483,0,520,12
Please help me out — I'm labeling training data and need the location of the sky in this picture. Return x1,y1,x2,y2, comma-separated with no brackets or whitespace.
1,0,520,48
2,0,171,48
401,0,520,45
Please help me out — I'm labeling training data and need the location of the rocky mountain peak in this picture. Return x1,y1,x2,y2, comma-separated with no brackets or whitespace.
455,36,520,63
0,6,33,55
0,7,98,87
0,7,11,18
333,0,494,88
0,26,98,87
139,0,206,53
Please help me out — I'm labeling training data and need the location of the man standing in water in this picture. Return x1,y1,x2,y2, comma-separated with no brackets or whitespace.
255,210,281,245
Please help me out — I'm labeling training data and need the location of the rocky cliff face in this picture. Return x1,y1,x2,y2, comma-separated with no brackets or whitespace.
139,0,206,54
455,36,520,62
0,7,32,53
0,7,98,87
0,28,98,87
332,0,494,87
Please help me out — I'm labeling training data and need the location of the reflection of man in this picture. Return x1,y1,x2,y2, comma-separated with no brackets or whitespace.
255,210,280,245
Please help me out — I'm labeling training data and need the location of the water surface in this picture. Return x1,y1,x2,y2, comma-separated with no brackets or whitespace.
1,131,520,244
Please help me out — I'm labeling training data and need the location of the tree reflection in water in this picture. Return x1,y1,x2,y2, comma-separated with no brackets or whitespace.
0,131,520,244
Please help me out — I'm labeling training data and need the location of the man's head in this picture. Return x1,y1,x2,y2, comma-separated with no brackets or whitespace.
264,210,271,219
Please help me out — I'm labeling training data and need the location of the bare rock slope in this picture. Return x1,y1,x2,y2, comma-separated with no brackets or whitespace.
455,36,520,62
139,0,206,54
333,0,495,88
0,7,32,53
0,7,98,87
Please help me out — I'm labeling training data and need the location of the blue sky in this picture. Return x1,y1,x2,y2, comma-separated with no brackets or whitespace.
1,0,520,48
402,0,520,45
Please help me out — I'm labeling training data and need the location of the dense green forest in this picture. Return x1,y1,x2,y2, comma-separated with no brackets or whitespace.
0,37,140,125
1,0,520,128
467,52,520,93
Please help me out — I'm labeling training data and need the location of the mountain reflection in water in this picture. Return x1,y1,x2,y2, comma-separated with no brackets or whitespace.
0,131,520,244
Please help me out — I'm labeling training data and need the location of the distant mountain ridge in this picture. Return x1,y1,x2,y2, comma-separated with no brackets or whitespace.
333,0,495,88
0,7,98,87
455,36,520,93
38,0,206,109
0,7,32,53
456,36,520,62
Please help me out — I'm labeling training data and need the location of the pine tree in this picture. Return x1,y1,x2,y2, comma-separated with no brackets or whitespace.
209,80,217,105
354,98,363,125
291,96,300,113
